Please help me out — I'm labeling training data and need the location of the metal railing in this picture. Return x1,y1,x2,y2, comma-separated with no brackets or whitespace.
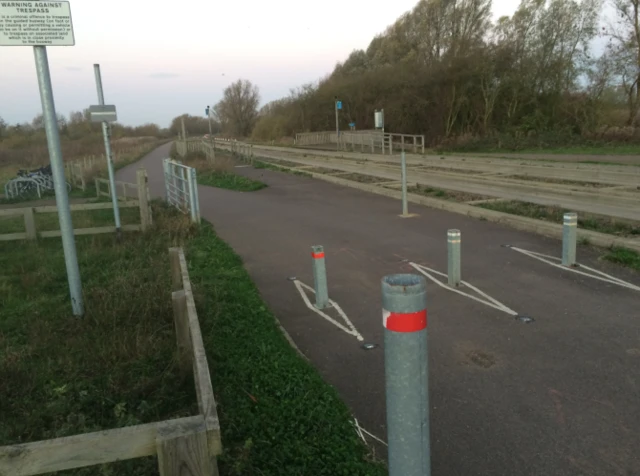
163,158,200,223
294,130,425,155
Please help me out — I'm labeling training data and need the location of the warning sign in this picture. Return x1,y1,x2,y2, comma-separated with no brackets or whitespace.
0,1,74,46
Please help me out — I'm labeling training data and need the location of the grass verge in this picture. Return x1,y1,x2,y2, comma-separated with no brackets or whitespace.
1,203,384,475
186,224,385,475
477,200,640,237
0,205,197,475
198,170,266,192
254,160,312,177
603,247,640,271
408,184,490,203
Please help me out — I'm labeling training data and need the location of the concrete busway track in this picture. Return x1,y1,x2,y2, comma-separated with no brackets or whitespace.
251,143,640,187
120,142,640,476
218,143,640,222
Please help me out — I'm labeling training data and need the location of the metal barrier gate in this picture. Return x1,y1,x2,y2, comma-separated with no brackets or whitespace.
163,158,201,223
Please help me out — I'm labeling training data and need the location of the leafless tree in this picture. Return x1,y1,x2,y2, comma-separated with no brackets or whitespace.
213,79,260,137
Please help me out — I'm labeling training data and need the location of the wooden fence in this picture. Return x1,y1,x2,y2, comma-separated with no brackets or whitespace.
0,247,221,476
0,169,152,242
64,142,163,191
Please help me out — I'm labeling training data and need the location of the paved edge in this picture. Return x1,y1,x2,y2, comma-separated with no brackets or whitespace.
253,158,640,253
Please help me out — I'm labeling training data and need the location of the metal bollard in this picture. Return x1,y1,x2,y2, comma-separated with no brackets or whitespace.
401,151,409,216
447,229,461,287
562,212,578,267
382,274,430,476
311,245,329,309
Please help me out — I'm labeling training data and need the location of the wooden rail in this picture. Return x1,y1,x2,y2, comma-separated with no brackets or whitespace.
169,247,222,457
0,169,152,241
95,177,138,201
0,247,221,476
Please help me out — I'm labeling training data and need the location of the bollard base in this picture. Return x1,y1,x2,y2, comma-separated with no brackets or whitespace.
398,213,419,219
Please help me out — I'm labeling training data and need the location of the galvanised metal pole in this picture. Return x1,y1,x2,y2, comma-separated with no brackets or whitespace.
207,106,213,140
382,274,430,476
401,151,409,216
93,64,121,236
162,159,170,203
562,212,578,267
447,229,461,287
34,46,84,317
335,98,339,152
311,245,329,309
186,165,197,223
191,167,201,223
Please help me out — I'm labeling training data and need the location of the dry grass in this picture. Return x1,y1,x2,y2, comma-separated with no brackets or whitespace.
0,204,199,476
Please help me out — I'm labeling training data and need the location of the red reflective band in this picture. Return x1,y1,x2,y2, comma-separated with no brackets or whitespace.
311,252,325,259
383,309,427,332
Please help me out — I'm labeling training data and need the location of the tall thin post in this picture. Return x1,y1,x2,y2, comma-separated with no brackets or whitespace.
34,46,83,316
311,245,329,309
181,117,187,141
562,213,578,267
93,64,121,236
335,98,339,152
190,167,201,223
401,151,409,216
447,230,461,287
382,274,430,476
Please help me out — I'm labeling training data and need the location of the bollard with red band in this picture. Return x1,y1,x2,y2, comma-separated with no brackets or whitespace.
311,245,329,309
382,274,430,476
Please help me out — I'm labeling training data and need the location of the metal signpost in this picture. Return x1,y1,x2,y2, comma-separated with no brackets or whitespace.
205,106,213,138
0,1,83,316
375,109,385,154
90,64,121,237
205,106,215,157
335,97,342,151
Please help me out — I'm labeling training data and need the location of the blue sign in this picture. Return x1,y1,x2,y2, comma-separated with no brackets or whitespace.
336,101,342,110
349,122,355,127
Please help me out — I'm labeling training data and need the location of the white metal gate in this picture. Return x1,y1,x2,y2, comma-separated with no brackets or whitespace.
163,158,201,223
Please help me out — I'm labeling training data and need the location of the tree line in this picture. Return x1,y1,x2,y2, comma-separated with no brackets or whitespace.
246,0,640,150
0,110,167,168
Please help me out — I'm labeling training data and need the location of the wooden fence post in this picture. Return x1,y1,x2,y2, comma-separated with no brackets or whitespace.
24,208,37,240
95,178,100,198
169,247,183,292
137,169,151,231
171,290,192,375
156,418,215,476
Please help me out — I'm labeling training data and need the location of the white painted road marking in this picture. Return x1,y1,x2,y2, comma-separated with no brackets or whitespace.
410,262,518,316
353,419,388,447
293,280,364,341
510,247,640,292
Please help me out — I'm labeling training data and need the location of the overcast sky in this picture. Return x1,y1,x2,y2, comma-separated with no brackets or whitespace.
0,0,521,127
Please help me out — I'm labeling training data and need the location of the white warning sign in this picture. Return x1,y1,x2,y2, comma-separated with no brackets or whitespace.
0,1,75,46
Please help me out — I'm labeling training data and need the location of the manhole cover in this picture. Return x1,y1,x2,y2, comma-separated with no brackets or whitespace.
362,343,378,350
515,315,535,323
